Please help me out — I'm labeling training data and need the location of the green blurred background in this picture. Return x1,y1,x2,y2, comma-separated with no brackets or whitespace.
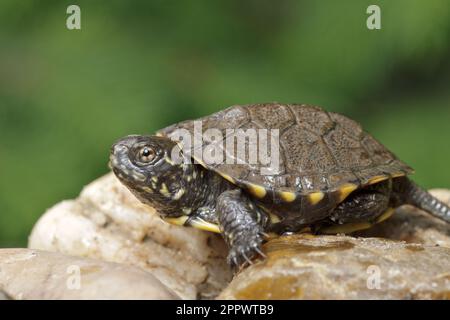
0,0,449,247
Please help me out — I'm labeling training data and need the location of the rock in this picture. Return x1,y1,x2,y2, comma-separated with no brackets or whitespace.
28,173,232,300
219,235,450,299
0,249,178,300
0,289,12,300
29,173,450,300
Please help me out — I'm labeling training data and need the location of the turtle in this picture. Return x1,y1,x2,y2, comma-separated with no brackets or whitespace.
109,103,450,267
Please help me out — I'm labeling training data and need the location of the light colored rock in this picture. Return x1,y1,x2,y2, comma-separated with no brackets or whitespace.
28,173,232,300
0,289,12,300
29,173,450,300
219,235,450,300
0,249,178,300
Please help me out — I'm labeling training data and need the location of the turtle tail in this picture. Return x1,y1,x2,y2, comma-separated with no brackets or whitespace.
393,177,450,223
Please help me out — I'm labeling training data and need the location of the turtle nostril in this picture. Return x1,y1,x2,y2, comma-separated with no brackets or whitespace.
112,143,128,155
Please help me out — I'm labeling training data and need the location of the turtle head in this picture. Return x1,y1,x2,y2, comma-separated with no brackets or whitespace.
110,135,187,213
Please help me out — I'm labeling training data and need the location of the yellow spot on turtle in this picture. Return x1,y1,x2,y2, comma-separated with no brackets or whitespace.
269,213,281,224
163,215,189,226
337,183,358,202
132,171,146,181
320,222,372,234
160,183,171,198
247,183,267,199
220,173,235,184
155,132,164,137
279,191,296,203
172,188,185,200
367,175,388,185
376,208,395,223
307,192,324,205
164,156,175,165
391,171,406,178
142,187,153,193
151,176,158,183
182,207,192,215
189,217,221,233
192,155,208,169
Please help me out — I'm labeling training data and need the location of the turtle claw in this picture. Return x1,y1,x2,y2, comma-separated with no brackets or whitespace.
259,231,270,239
227,239,265,269
230,255,238,268
254,246,266,258
242,251,253,265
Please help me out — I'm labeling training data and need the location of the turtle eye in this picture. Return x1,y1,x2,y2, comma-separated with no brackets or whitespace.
138,146,156,163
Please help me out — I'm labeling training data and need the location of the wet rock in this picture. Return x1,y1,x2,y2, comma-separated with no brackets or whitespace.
28,173,232,300
0,249,179,300
219,235,450,299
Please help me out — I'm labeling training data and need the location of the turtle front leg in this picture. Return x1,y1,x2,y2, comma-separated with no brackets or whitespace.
216,189,268,267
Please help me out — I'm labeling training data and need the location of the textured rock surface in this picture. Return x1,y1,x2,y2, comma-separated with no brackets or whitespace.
28,173,232,300
0,249,178,300
0,289,12,300
28,172,450,300
219,235,450,299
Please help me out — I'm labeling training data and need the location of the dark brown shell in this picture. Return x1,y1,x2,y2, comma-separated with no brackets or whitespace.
158,103,413,197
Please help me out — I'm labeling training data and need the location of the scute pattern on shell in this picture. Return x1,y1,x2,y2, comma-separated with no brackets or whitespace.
158,103,413,195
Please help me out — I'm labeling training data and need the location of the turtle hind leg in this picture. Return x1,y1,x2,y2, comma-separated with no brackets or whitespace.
216,189,268,268
319,183,391,234
393,177,450,223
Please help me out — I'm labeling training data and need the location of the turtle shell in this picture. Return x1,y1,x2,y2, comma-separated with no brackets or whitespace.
158,103,413,204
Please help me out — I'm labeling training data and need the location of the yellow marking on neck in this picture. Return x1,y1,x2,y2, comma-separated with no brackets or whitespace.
151,176,158,183
142,187,153,193
367,175,388,185
132,171,146,181
279,191,296,202
164,156,175,165
320,222,372,234
247,183,267,198
307,192,324,205
172,188,185,200
337,183,358,202
163,215,189,226
189,217,221,233
160,183,171,198
376,208,395,223
220,173,235,184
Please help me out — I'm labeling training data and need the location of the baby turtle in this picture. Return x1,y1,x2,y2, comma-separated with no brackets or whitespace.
110,103,450,266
